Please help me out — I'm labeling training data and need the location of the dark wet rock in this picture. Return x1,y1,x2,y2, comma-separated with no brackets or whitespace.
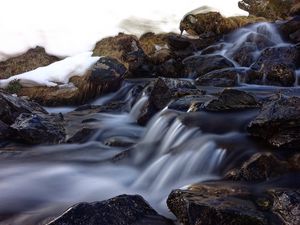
167,182,268,225
288,153,300,171
183,55,234,79
93,33,152,78
279,16,300,43
19,57,125,106
0,91,47,125
205,89,259,111
180,11,266,37
249,45,299,86
47,194,174,225
225,153,289,182
196,68,247,87
149,77,202,110
0,121,10,139
168,95,214,112
238,0,294,20
247,96,300,148
0,46,60,79
167,181,300,225
104,137,135,148
154,59,184,78
290,2,300,16
269,189,300,225
139,32,169,57
10,113,65,145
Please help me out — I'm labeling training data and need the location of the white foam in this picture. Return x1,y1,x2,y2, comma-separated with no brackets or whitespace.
0,0,246,61
0,52,100,88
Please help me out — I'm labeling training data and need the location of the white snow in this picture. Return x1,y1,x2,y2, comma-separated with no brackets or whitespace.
0,52,100,88
0,0,246,61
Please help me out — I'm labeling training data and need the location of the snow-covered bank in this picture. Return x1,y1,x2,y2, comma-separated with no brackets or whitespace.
0,0,246,61
0,52,100,88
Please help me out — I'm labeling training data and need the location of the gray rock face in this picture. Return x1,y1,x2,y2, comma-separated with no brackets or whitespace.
47,195,174,225
247,96,300,148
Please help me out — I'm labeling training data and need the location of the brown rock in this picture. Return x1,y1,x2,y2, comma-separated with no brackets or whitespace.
0,47,60,79
180,11,266,37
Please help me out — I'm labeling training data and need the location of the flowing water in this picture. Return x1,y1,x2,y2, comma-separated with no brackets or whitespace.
0,17,299,225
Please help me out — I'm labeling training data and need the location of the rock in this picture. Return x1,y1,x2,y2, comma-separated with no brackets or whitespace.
167,181,300,225
93,33,152,78
10,113,65,145
180,11,266,37
183,55,234,79
205,89,259,111
279,16,300,43
154,59,184,78
247,96,300,148
249,45,299,86
47,195,174,225
167,182,268,225
139,32,169,58
269,189,300,225
225,152,289,182
0,91,47,125
238,0,294,20
0,46,60,79
149,77,201,110
18,57,125,106
196,68,246,87
290,2,300,16
168,95,214,112
67,128,97,144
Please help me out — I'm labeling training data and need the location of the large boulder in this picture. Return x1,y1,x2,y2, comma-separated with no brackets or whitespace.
0,47,60,79
167,182,300,225
183,55,234,79
248,45,299,86
247,96,300,148
238,0,295,20
47,195,174,225
167,182,268,225
18,57,126,106
180,11,266,37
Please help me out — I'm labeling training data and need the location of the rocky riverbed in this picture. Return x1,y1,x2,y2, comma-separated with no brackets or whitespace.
0,0,299,225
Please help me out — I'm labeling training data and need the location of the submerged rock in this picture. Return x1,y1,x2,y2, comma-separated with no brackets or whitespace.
47,195,173,225
247,96,300,148
180,11,266,37
18,57,125,106
10,113,65,145
205,89,259,111
183,55,234,79
0,47,60,79
225,153,290,182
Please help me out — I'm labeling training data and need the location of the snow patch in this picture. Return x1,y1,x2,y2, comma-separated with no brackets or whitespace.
0,52,100,88
0,0,247,61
